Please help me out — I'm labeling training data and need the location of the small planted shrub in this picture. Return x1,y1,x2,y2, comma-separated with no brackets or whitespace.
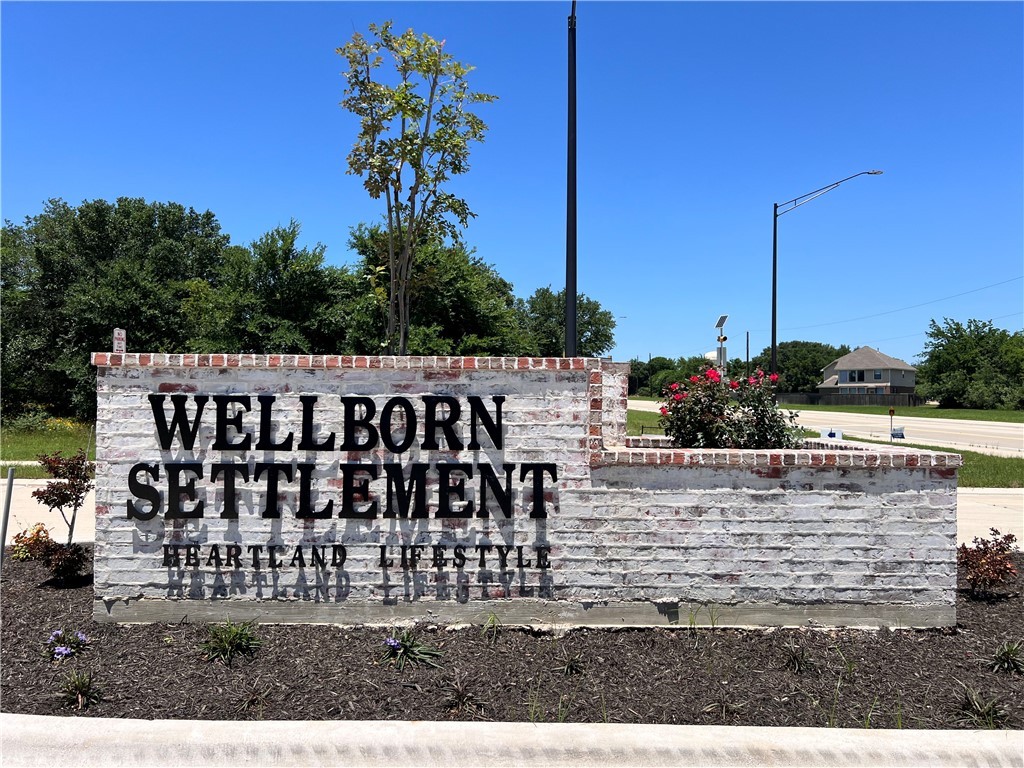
59,670,102,711
991,640,1024,674
10,523,53,562
956,683,1008,729
481,611,502,645
783,641,812,673
659,368,801,449
31,449,94,574
44,628,89,661
200,620,262,666
41,542,88,582
379,629,443,671
555,646,586,676
957,528,1019,597
443,671,479,715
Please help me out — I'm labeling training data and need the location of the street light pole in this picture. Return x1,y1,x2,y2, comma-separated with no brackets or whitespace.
770,170,883,375
565,1,578,357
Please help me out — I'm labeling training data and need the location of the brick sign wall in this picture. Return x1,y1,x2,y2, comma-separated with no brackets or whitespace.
91,354,959,627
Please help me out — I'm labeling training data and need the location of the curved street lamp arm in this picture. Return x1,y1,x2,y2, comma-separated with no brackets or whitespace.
776,170,883,217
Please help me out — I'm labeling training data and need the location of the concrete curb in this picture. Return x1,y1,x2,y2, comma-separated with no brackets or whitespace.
1,714,1021,767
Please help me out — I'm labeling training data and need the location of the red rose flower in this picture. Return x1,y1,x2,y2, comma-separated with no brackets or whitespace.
689,375,700,384
673,393,683,401
769,373,779,383
729,380,739,390
670,382,679,391
659,406,668,415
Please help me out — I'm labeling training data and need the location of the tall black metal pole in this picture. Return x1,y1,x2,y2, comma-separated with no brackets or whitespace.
565,1,578,357
771,202,779,375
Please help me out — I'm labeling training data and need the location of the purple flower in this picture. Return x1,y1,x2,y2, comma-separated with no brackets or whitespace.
53,646,73,659
49,630,64,643
384,637,401,650
74,631,88,644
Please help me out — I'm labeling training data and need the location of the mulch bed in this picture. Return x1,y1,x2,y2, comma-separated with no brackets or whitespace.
2,548,1021,728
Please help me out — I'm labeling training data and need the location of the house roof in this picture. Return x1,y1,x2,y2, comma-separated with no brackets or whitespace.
828,346,916,372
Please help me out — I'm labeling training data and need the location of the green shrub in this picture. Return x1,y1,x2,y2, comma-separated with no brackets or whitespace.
991,640,1024,674
59,670,102,711
956,683,1008,729
200,620,262,666
379,629,443,670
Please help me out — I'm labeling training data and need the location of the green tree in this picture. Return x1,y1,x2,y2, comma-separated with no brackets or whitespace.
518,286,616,358
2,198,230,420
338,22,497,354
750,340,851,393
183,221,350,354
346,224,532,356
649,355,723,394
916,319,1024,409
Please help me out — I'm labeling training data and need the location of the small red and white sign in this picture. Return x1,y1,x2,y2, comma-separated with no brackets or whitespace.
113,328,126,353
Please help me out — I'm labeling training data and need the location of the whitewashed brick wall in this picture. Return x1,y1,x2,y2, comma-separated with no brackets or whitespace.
91,354,960,627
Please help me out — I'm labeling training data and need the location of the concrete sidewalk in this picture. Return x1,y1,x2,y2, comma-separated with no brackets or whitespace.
3,482,1020,548
1,714,1021,768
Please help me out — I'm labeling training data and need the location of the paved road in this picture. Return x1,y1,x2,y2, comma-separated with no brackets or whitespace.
628,400,1023,458
791,411,1023,458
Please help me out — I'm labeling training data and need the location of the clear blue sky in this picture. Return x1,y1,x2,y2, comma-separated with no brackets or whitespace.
3,1,1022,366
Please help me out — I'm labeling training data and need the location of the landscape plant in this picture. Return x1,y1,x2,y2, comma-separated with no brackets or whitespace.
29,449,94,581
200,619,262,666
990,640,1024,674
9,523,53,562
379,629,443,670
338,21,497,354
31,449,94,546
44,628,89,662
658,368,801,449
957,528,1019,597
58,670,102,711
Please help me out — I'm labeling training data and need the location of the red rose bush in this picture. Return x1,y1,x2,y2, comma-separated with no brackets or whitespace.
658,368,801,449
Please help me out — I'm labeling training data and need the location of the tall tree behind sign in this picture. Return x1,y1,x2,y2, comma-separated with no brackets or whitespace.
337,22,497,354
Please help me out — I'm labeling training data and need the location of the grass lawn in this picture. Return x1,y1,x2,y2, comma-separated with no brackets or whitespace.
0,422,96,480
841,437,1023,488
627,409,664,435
785,403,1023,423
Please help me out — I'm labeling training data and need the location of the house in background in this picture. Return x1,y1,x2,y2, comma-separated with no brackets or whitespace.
816,346,919,405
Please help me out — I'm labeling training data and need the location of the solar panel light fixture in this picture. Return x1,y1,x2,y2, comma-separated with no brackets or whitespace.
715,315,728,370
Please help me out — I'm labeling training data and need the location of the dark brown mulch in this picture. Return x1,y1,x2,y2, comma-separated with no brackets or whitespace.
2,548,1021,729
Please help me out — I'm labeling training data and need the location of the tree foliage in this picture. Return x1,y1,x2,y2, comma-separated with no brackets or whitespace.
338,21,497,354
346,224,533,356
518,286,616,358
2,198,230,419
916,318,1024,409
751,340,851,393
3,199,620,422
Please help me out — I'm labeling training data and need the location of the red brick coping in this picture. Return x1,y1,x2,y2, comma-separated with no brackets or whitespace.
91,353,601,371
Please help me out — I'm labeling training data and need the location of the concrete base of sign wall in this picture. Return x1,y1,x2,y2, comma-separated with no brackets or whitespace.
93,596,956,629
2,714,1021,768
